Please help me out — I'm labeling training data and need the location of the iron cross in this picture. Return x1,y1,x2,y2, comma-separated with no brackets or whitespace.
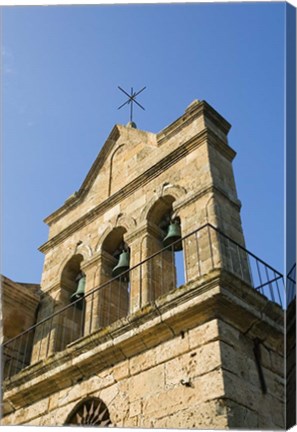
117,86,146,123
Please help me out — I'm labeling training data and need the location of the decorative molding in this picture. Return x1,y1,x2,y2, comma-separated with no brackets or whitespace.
3,270,283,412
123,221,148,244
172,185,241,215
43,103,233,228
108,144,126,197
56,247,89,281
114,213,137,231
75,243,93,258
39,127,234,254
207,129,236,161
95,223,114,253
156,100,231,146
139,183,187,222
94,214,136,253
65,398,112,426
40,129,208,253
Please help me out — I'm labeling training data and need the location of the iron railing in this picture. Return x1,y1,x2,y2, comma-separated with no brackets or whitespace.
286,263,296,306
2,223,284,380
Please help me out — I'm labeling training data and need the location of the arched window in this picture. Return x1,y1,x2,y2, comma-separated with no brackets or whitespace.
97,227,130,327
146,195,185,301
65,397,112,426
56,254,86,350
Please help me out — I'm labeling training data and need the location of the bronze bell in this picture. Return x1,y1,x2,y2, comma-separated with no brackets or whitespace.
163,221,183,251
112,250,130,280
70,273,86,307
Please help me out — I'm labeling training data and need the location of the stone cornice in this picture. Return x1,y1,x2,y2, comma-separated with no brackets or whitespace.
207,129,236,161
40,128,237,255
157,100,231,146
39,128,209,254
43,101,232,228
124,221,148,244
173,185,241,214
3,270,283,414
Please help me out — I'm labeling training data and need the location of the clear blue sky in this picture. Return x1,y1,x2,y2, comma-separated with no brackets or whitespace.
2,3,286,283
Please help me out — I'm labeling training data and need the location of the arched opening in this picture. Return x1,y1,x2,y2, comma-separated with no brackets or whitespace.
56,254,86,350
98,227,130,327
146,195,185,301
65,397,112,426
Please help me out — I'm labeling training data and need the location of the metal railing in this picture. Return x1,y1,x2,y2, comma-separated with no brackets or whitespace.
2,223,284,380
286,263,296,306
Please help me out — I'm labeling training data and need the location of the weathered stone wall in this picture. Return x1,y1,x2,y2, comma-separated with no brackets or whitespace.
218,319,284,429
2,100,285,429
2,320,228,428
1,276,40,378
2,315,284,429
30,100,242,365
1,276,40,341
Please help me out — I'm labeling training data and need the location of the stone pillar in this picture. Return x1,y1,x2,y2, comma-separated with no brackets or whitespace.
87,251,129,331
80,258,100,336
125,222,177,312
174,192,251,286
124,227,144,314
174,194,222,284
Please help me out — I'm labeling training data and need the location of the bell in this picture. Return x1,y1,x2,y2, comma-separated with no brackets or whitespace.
70,274,86,304
163,222,183,251
112,251,130,279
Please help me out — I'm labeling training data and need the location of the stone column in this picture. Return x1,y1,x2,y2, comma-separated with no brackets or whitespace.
80,258,100,336
126,222,176,310
174,191,251,286
173,193,222,284
87,251,129,332
124,227,144,314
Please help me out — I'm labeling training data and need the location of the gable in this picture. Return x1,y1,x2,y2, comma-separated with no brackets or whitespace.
44,124,157,226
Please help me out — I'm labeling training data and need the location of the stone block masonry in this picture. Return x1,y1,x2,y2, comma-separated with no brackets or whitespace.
1,100,284,429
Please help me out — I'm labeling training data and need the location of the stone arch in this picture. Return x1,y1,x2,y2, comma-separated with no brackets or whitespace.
64,397,112,426
75,242,93,259
95,225,130,328
95,223,114,253
139,186,186,303
115,212,137,232
95,214,136,253
60,254,84,294
147,195,176,226
57,246,90,281
54,253,86,351
101,226,128,256
140,182,187,222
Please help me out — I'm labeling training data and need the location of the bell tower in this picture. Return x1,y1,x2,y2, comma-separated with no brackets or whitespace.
2,100,284,429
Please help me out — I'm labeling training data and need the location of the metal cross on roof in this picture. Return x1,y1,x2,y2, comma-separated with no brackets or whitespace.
117,86,146,125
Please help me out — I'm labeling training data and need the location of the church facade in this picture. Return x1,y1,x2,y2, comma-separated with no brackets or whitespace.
1,100,284,428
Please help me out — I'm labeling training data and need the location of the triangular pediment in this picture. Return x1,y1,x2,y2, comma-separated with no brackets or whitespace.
45,124,157,224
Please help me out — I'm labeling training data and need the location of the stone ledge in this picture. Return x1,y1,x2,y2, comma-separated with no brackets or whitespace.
2,270,283,414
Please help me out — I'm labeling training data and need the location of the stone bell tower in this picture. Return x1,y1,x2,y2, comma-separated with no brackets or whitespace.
2,100,284,429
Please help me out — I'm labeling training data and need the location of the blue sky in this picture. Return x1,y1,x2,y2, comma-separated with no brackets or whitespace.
2,3,286,283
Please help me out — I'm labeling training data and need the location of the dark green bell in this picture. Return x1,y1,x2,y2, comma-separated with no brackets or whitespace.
112,251,130,279
163,222,183,251
70,274,86,303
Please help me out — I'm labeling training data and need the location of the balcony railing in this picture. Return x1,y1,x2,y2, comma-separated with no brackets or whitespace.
287,263,296,306
2,223,284,380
